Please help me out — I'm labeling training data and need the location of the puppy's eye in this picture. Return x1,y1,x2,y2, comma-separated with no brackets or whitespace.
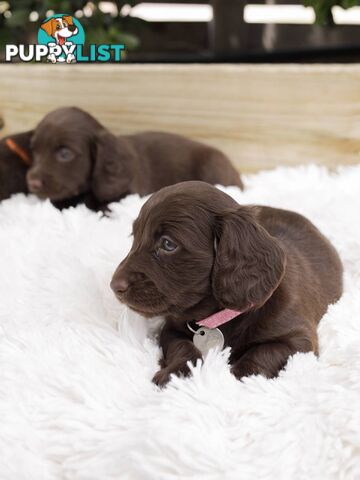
56,25,61,30
56,147,74,163
160,236,177,253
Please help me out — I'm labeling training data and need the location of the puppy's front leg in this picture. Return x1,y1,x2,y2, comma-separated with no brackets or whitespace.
231,337,313,380
153,322,202,387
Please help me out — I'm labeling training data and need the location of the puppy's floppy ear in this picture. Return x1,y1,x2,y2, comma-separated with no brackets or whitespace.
63,15,74,26
91,130,134,203
41,18,56,37
212,208,286,311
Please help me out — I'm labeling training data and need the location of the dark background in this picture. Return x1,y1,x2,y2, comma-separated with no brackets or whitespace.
1,0,360,62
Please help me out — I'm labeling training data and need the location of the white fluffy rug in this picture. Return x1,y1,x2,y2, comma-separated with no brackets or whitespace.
0,165,360,480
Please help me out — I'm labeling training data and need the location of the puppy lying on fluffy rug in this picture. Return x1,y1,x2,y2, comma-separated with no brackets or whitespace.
111,181,343,386
25,107,243,208
0,165,358,479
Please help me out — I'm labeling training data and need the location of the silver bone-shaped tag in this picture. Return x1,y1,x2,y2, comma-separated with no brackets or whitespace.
189,325,225,356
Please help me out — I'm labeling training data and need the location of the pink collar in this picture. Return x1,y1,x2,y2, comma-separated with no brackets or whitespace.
196,308,243,329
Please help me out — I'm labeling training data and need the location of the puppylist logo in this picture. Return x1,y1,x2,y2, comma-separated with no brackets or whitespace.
5,13,125,63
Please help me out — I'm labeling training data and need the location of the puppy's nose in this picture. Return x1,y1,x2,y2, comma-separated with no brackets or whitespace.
28,178,43,192
111,276,129,294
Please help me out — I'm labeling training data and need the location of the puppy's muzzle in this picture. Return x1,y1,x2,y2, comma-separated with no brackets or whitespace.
111,277,129,295
27,176,43,193
111,267,130,296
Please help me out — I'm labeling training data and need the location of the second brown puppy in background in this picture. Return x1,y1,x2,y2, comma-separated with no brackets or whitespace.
27,107,243,208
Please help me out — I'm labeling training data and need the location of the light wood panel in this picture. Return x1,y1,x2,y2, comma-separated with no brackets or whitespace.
1,64,360,172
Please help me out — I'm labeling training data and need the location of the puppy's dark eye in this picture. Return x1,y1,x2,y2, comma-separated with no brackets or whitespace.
56,147,74,163
160,236,177,253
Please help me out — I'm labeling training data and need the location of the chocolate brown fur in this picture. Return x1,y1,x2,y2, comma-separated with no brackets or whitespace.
27,107,243,207
0,131,32,201
111,181,343,386
0,129,94,210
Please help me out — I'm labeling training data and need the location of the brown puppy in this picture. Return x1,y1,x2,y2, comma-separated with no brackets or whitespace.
27,107,243,207
0,131,33,201
0,130,92,210
111,181,343,387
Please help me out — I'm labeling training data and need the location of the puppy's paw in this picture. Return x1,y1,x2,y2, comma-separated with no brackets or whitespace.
152,368,172,387
230,364,248,381
152,362,192,388
231,362,274,381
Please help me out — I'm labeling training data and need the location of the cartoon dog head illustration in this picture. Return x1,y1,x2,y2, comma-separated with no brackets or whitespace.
40,15,78,45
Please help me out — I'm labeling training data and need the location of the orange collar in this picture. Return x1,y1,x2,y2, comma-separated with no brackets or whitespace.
5,138,32,166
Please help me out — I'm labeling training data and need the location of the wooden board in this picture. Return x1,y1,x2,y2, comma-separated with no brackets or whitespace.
1,64,360,172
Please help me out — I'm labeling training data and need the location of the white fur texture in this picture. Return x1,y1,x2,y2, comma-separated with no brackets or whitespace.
0,165,359,480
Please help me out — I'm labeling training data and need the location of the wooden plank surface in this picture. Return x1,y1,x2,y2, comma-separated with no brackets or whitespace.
1,64,360,172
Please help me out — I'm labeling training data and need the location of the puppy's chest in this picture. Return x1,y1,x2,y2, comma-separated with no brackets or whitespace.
188,321,250,358
219,317,255,352
185,315,258,355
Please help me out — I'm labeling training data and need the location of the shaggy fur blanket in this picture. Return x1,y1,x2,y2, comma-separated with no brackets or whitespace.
0,165,359,480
